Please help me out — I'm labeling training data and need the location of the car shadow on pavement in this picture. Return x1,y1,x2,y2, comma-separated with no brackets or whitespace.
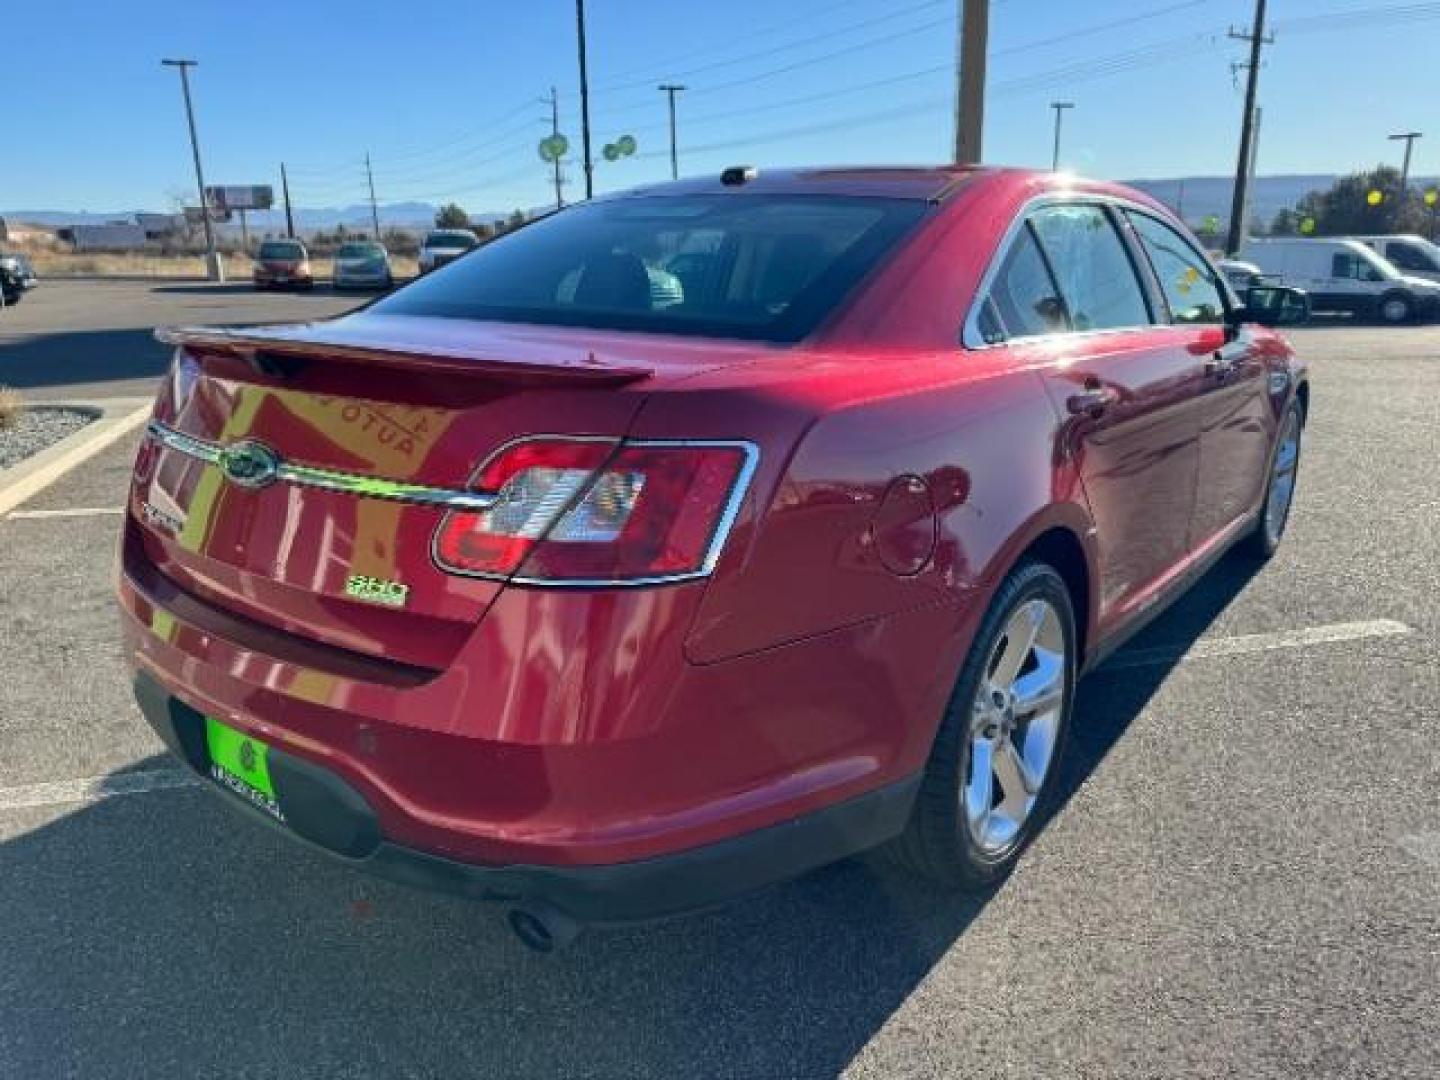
0,328,171,392
0,555,1261,1079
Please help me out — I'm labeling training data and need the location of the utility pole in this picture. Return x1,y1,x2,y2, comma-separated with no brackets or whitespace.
953,0,989,164
364,152,381,239
1389,131,1423,190
161,58,222,282
546,87,564,209
1240,106,1263,238
576,0,595,199
1049,101,1074,171
280,162,295,239
658,84,686,180
1225,0,1271,255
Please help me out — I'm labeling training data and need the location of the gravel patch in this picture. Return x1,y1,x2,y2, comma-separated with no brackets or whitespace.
0,408,95,471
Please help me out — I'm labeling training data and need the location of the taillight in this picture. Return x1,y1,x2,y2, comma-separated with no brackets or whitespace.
433,437,757,585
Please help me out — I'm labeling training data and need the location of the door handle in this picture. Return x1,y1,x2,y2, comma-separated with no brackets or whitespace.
1066,385,1118,415
1206,351,1241,379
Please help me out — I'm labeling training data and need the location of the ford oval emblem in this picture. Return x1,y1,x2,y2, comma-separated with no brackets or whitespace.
218,440,282,489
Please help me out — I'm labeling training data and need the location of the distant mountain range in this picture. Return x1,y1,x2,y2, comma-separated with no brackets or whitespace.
8,174,1438,235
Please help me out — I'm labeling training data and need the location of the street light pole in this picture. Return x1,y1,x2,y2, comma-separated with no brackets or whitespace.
1389,131,1423,190
161,58,222,282
658,84,686,181
1049,101,1074,171
364,152,381,240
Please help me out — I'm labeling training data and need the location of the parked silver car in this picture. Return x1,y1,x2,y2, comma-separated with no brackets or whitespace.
332,242,394,290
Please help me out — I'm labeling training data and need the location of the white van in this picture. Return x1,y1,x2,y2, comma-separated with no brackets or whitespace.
1352,234,1440,283
1243,237,1440,323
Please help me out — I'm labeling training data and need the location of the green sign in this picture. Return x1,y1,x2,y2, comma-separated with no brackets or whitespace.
538,134,569,163
616,135,637,156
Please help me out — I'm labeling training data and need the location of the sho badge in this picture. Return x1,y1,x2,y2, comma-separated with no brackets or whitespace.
141,501,186,534
344,574,410,608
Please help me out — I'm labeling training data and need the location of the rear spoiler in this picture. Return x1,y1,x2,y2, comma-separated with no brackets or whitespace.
154,325,654,386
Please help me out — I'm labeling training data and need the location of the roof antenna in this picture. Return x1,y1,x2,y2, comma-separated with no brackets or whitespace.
720,166,757,186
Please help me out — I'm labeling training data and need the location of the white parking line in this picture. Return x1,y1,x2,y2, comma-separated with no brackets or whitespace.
6,506,125,520
1104,619,1413,671
0,769,200,813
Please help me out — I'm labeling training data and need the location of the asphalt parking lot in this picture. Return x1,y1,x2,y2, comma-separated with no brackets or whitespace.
1,280,1437,1078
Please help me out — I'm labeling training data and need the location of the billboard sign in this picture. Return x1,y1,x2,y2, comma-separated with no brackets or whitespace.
205,185,274,211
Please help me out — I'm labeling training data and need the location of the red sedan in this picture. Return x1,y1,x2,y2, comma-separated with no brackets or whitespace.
120,166,1307,950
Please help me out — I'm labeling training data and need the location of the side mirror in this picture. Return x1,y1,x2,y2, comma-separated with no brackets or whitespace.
1232,284,1310,328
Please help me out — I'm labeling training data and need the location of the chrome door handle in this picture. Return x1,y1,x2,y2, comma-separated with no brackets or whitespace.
1206,352,1239,378
1066,385,1118,415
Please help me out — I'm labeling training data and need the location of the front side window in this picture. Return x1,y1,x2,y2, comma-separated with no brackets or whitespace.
377,195,928,342
1029,205,1151,332
1126,212,1226,325
978,223,1069,342
1336,253,1374,281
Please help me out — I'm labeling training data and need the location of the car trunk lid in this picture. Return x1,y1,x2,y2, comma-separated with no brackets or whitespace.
131,315,662,671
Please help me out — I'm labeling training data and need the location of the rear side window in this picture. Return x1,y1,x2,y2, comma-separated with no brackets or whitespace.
978,224,1069,343
376,195,928,342
1385,240,1440,273
1126,212,1226,325
1030,205,1151,332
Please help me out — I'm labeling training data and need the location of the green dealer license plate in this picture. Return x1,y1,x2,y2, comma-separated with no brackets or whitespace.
205,717,285,822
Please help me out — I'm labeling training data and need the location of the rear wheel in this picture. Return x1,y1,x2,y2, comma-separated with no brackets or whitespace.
886,561,1076,890
1379,292,1413,324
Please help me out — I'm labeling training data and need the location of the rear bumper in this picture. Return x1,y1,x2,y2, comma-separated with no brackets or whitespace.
134,671,919,923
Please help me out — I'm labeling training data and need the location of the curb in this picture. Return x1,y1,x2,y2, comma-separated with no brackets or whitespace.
0,398,152,518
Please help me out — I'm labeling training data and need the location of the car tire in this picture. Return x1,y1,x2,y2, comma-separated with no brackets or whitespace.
1241,400,1303,560
1379,291,1413,324
884,560,1076,891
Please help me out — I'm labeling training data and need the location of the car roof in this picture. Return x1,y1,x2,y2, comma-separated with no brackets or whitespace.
603,166,1170,213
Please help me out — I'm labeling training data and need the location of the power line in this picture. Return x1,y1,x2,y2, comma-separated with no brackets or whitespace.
592,0,874,88
599,0,946,96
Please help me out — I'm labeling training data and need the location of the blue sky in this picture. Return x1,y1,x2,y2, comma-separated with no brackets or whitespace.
5,0,1439,212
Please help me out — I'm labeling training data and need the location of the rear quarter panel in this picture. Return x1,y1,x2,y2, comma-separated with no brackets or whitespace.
633,349,1091,666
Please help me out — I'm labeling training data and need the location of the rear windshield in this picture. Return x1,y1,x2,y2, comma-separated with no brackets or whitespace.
378,195,928,342
337,243,383,258
259,241,304,260
425,232,476,250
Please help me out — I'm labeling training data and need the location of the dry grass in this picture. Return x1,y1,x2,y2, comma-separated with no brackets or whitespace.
0,386,22,432
24,249,420,281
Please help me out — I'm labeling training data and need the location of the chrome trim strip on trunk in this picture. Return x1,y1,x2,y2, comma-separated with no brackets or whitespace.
144,420,500,512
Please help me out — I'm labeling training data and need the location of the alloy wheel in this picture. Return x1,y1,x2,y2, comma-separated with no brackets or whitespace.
964,597,1067,854
1264,408,1301,546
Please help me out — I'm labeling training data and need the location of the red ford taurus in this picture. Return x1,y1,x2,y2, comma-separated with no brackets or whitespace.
119,166,1307,950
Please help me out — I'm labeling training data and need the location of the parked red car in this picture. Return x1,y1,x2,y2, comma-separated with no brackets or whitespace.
120,166,1307,950
252,239,314,290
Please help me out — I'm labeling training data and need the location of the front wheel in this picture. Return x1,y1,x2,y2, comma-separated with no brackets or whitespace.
1241,400,1303,560
885,561,1076,890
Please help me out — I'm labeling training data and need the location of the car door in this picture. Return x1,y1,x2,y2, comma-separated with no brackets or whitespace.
974,202,1207,629
1123,209,1272,551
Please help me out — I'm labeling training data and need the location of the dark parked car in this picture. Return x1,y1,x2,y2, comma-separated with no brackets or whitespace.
121,166,1308,951
0,252,36,306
